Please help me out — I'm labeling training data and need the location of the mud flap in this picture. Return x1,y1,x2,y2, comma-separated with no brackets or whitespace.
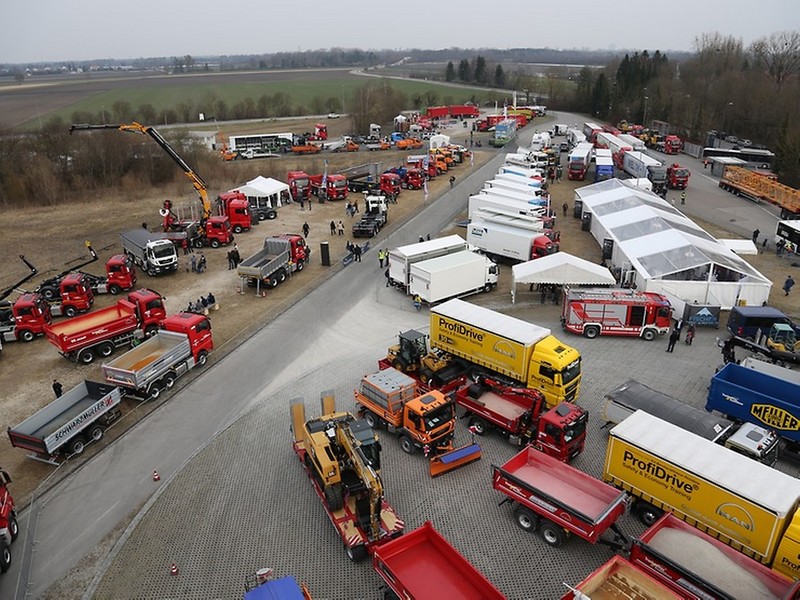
428,443,481,478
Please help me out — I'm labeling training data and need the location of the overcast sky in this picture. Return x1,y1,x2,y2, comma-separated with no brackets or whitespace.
3,0,797,64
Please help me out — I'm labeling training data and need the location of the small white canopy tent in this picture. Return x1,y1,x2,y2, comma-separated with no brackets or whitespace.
511,253,616,303
228,176,288,209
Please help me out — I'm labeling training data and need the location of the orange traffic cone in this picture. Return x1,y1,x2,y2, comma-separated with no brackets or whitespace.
170,563,179,576
153,470,160,482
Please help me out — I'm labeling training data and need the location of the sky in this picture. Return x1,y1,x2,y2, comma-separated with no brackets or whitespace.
2,0,797,64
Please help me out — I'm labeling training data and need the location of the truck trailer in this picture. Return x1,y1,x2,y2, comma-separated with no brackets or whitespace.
387,235,469,292
408,251,497,304
469,195,547,221
466,218,556,263
603,409,800,579
562,555,683,600
622,151,667,191
120,229,178,277
430,299,581,408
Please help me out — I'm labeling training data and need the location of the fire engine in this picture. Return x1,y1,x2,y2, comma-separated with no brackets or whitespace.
561,288,672,340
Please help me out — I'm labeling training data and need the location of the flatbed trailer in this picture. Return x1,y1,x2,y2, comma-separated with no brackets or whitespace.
372,521,505,600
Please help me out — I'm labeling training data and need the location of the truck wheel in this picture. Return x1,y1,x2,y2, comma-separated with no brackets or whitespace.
419,370,432,384
196,350,208,367
64,306,78,318
346,544,368,562
295,260,304,271
267,211,277,220
88,425,104,443
78,349,95,365
69,437,86,455
41,287,57,301
147,383,162,400
268,277,279,289
8,515,18,542
257,212,267,221
637,503,663,527
583,325,600,339
513,506,538,532
392,359,407,372
108,284,122,295
146,267,158,277
233,225,243,234
483,283,492,293
469,417,488,436
163,373,177,389
210,239,220,249
364,412,380,430
539,520,566,547
277,269,287,284
642,328,656,341
97,342,114,358
0,542,10,573
399,435,415,455
19,330,35,343
145,324,159,337
324,485,344,511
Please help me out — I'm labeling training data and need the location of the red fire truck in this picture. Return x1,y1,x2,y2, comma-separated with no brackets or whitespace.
561,288,672,340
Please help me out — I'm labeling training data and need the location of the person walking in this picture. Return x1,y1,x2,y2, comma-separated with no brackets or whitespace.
353,243,362,262
197,253,206,273
330,220,336,235
666,328,680,352
338,220,344,236
52,379,63,398
784,275,796,296
685,323,695,345
680,191,686,205
413,294,422,311
302,221,310,238
556,165,563,181
752,228,760,243
232,246,241,267
449,175,455,188
191,253,197,273
226,250,235,270
562,202,568,217
378,248,385,268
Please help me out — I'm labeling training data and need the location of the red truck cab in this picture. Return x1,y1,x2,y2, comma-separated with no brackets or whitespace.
56,272,94,314
278,233,311,268
287,171,311,202
663,134,682,154
216,192,252,234
309,173,348,200
9,293,52,341
202,216,234,247
666,163,691,189
0,468,17,573
380,172,402,197
161,312,213,363
104,254,137,293
403,168,425,190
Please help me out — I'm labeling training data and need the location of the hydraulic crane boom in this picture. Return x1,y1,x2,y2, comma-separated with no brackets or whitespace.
1,256,38,302
69,122,211,221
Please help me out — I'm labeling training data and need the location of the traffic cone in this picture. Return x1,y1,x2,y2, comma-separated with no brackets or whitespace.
153,470,160,482
170,563,179,576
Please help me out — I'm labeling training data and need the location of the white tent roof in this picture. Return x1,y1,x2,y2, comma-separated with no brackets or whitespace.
229,176,289,199
510,253,615,303
719,239,758,255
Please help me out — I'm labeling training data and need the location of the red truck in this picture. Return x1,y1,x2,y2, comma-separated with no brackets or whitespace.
287,170,311,202
407,155,438,179
665,162,691,189
663,134,682,154
448,104,480,119
34,244,133,299
161,200,235,249
561,288,672,341
492,447,629,549
372,522,505,600
309,173,348,200
348,172,402,197
403,167,425,189
455,377,587,462
215,191,253,233
44,288,166,364
0,469,17,574
426,106,450,119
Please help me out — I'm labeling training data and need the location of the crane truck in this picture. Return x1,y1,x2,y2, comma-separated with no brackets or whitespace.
290,393,405,561
354,368,481,477
719,165,800,219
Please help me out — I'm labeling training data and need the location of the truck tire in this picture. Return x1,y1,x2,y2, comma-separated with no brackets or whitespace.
146,266,158,277
163,372,177,389
97,342,114,358
147,382,162,400
276,269,287,284
196,350,208,367
324,485,344,511
539,520,566,547
108,284,122,295
583,325,600,339
78,349,95,365
8,515,18,542
267,211,277,220
399,435,415,455
642,328,656,341
0,542,10,573
513,506,538,532
68,437,86,455
64,306,78,318
257,212,267,221
210,239,220,249
233,224,243,234
268,277,279,289
89,425,104,443
19,330,35,343
145,324,160,337
364,411,381,430
296,260,304,271
637,502,663,527
41,286,58,301
468,417,488,436
392,358,407,372
346,544,368,562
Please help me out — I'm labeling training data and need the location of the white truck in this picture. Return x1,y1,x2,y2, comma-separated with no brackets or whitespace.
409,251,497,304
498,163,545,181
469,195,547,219
494,172,547,190
618,133,646,152
505,152,549,170
480,186,546,206
622,151,667,191
484,179,546,201
120,229,179,277
566,128,586,148
387,235,468,292
467,218,557,263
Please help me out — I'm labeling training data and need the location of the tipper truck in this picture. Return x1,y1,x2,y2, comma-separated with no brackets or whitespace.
120,229,178,276
354,368,481,477
562,555,684,600
408,250,497,304
707,361,800,453
101,313,213,400
0,469,17,574
603,409,800,579
387,235,469,292
493,447,629,549
429,299,581,408
43,288,166,364
372,521,505,600
8,381,123,460
237,234,309,294
603,379,779,464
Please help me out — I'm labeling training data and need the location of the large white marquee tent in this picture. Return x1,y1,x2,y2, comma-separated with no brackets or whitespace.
228,176,288,210
574,179,771,311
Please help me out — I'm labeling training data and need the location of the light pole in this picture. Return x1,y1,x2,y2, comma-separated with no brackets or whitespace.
642,96,649,128
722,101,733,135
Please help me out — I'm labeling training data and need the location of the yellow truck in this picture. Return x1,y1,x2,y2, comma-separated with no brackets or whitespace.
604,409,800,580
429,299,581,408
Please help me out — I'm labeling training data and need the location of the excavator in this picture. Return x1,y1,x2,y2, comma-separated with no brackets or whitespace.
385,329,465,387
291,393,404,560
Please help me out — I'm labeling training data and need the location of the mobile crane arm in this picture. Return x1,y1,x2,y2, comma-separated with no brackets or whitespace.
337,422,384,542
1,256,38,301
69,122,211,220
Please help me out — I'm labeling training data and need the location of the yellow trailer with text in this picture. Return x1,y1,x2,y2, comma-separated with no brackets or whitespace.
604,410,800,579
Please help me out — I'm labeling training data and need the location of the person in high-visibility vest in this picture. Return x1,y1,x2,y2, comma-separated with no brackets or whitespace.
680,191,686,205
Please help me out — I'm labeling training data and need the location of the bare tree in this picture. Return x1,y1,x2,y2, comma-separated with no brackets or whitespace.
751,31,800,89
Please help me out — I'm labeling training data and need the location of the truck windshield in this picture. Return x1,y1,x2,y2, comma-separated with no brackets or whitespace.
332,180,347,189
422,403,454,431
561,359,581,386
563,415,587,443
152,245,175,259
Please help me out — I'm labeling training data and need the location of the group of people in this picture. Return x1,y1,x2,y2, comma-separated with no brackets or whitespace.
346,241,362,262
226,245,241,270
187,292,216,313
330,220,345,236
666,319,695,352
533,283,561,305
190,253,207,273
345,200,359,217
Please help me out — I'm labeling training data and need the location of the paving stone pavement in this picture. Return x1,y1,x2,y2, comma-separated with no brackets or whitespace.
90,294,800,600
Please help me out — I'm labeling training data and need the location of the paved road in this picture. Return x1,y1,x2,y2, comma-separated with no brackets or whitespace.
3,115,788,599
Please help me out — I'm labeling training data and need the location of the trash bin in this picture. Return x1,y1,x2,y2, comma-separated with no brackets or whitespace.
320,241,330,266
581,212,592,232
573,199,583,219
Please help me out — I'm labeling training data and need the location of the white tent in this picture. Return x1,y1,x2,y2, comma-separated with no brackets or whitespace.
229,176,288,209
510,253,615,303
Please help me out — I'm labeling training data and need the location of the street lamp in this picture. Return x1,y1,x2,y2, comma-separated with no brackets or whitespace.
722,101,733,135
642,96,649,128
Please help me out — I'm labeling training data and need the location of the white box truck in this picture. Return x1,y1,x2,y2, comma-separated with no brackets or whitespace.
387,235,468,292
409,251,497,304
469,195,547,219
467,218,557,263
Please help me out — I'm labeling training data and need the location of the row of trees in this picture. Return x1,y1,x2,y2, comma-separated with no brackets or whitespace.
444,56,506,88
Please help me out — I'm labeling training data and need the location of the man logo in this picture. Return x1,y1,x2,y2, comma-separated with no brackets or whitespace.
492,340,517,360
716,502,755,532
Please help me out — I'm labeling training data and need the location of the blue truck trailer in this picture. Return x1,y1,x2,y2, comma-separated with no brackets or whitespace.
707,361,800,450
